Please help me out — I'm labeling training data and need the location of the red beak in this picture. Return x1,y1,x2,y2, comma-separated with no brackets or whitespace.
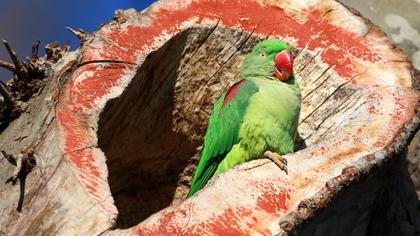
274,50,293,81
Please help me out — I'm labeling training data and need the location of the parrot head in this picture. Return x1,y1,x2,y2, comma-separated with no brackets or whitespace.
240,39,294,82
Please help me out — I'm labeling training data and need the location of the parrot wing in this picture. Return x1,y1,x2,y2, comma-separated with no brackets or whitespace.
187,79,258,197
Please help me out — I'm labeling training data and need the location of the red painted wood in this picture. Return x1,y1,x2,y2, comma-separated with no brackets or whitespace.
54,0,418,234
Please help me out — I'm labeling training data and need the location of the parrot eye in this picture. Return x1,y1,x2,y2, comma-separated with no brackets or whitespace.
259,53,266,58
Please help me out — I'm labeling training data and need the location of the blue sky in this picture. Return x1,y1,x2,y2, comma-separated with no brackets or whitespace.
0,0,155,80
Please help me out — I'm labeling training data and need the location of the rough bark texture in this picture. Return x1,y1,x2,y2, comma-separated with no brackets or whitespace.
408,69,420,198
0,0,419,235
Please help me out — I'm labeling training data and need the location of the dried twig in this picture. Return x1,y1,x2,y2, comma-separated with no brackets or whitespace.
0,60,15,72
0,80,10,92
0,39,48,102
31,40,40,61
25,57,35,71
2,40,30,80
66,27,88,41
0,39,52,130
2,40,22,74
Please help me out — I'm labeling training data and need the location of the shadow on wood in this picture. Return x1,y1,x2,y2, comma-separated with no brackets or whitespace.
98,29,198,228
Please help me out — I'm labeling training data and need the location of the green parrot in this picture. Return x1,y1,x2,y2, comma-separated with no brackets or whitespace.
187,39,301,197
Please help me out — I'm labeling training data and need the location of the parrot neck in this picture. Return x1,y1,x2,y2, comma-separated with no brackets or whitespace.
243,74,300,93
286,75,301,94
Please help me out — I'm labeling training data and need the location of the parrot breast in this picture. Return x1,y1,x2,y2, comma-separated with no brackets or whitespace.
239,78,300,156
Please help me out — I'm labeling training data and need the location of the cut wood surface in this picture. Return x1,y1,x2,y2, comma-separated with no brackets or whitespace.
0,0,419,235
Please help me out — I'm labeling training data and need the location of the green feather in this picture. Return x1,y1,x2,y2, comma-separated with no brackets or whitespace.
187,39,301,197
187,159,219,198
187,80,258,197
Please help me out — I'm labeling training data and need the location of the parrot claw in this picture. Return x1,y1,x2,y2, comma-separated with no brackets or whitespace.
263,151,288,175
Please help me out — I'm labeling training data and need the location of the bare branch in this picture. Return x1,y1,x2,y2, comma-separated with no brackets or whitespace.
0,60,15,72
25,58,35,71
66,27,87,41
2,40,22,73
0,80,10,92
31,40,40,61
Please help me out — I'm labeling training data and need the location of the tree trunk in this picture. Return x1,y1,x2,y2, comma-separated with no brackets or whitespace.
0,0,419,235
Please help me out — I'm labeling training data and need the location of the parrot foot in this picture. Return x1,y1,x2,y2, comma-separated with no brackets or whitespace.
263,151,288,175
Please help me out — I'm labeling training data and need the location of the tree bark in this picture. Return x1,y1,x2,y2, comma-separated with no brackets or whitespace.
0,0,419,235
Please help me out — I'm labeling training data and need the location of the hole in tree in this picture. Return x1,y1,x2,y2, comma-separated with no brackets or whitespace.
98,27,264,229
97,24,353,229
